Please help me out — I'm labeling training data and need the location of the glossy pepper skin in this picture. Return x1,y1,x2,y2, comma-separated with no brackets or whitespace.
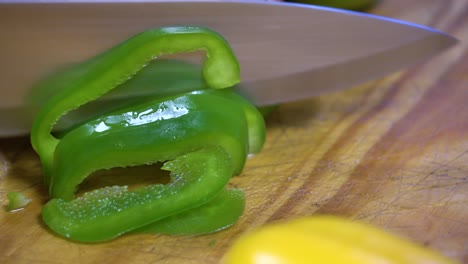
30,26,265,242
222,216,458,264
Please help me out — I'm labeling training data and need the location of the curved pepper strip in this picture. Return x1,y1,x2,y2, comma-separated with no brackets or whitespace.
34,59,209,133
132,188,245,236
43,146,233,242
48,90,254,200
31,26,265,242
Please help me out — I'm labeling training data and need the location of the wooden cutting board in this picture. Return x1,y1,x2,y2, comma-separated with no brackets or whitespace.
1,0,467,263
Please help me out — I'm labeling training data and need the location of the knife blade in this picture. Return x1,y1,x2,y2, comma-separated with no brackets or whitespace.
0,0,457,136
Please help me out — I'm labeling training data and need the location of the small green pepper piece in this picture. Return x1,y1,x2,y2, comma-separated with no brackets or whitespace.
6,192,31,212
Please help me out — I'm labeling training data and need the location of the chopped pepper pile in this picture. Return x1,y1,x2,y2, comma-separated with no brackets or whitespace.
30,26,265,242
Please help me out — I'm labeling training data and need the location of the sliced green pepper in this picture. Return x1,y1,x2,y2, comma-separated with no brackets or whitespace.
31,26,241,187
6,192,31,212
43,146,233,242
48,90,253,201
133,188,245,236
31,26,265,242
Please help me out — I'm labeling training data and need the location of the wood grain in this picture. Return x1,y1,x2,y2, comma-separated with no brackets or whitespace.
1,0,467,263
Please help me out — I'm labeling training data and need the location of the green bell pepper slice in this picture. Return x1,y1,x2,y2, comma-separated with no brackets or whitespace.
31,26,266,242
43,146,233,242
133,188,245,236
31,26,241,187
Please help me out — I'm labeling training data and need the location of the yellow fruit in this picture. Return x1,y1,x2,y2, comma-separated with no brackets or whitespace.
222,215,458,264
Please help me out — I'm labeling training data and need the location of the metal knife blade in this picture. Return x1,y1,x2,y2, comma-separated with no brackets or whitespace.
0,0,457,136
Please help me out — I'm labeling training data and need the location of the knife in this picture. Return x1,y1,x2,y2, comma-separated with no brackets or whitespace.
0,0,457,137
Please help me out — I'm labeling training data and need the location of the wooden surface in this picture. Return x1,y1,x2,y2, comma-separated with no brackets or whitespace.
1,0,467,263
